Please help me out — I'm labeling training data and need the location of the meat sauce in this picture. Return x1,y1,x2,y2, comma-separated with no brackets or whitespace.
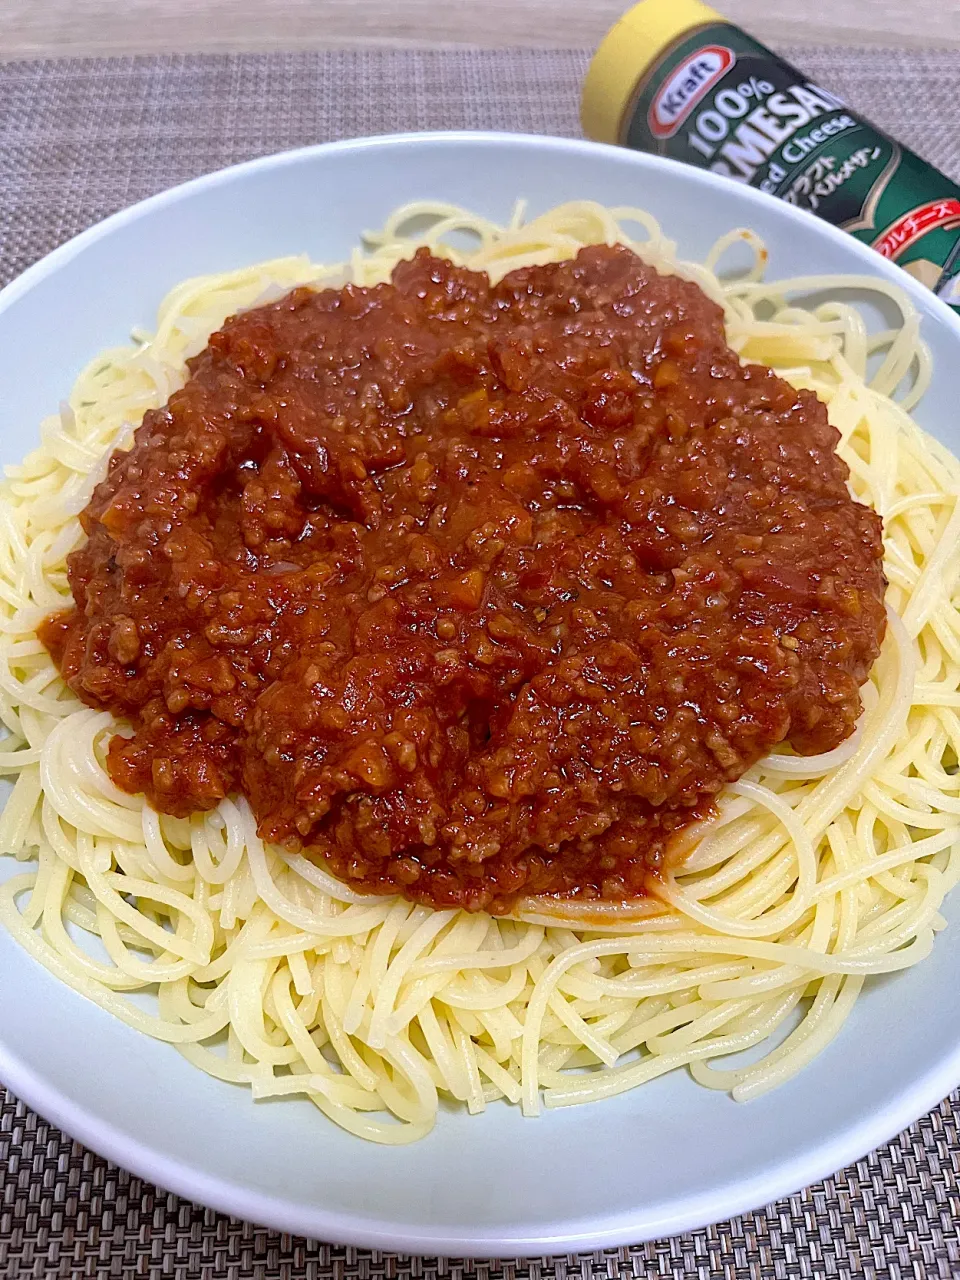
40,245,887,913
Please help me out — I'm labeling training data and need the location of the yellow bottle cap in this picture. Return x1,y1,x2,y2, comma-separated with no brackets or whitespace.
581,0,723,144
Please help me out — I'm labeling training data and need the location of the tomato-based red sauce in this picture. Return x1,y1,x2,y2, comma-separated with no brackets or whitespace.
40,245,886,913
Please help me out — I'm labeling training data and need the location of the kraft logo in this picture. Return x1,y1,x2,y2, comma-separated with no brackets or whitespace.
648,46,737,138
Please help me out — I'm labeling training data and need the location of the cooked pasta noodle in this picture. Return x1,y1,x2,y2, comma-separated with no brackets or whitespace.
0,200,958,1142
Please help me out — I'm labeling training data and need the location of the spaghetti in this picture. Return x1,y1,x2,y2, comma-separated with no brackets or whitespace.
0,200,957,1143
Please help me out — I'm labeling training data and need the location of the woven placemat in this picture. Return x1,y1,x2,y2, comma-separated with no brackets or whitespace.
2,45,960,1279
5,45,960,288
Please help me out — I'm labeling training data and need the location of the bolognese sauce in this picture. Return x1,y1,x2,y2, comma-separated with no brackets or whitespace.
40,245,887,913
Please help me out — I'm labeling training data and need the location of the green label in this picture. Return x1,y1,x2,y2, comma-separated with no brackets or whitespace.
622,22,960,312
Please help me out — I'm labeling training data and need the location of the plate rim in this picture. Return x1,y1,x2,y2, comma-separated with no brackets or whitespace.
2,129,960,1255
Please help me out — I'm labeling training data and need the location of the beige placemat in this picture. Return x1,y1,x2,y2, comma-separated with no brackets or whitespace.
1,45,960,1279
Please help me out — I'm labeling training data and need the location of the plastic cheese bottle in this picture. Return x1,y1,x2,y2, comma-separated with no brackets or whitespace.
581,0,960,312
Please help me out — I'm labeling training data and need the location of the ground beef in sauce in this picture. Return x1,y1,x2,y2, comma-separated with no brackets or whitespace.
39,245,887,914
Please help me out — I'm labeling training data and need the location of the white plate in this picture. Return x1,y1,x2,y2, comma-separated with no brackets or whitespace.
1,132,960,1256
